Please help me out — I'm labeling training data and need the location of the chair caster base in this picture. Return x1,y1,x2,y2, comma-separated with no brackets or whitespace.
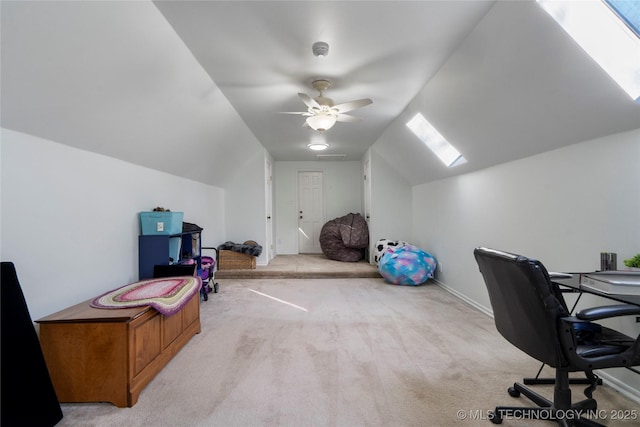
508,386,520,398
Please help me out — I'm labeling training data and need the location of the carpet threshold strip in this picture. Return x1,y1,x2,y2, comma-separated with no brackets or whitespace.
215,270,382,279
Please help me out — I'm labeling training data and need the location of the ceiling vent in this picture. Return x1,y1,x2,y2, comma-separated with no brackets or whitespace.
317,154,347,160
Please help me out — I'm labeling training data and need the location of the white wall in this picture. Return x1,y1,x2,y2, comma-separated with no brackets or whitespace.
224,148,269,265
412,128,640,399
1,128,224,321
413,128,640,309
369,149,413,254
274,161,363,255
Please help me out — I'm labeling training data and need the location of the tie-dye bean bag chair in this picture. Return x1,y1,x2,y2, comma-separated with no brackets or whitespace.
378,245,437,285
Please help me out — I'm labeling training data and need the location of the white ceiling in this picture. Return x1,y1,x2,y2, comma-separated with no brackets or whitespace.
2,1,639,187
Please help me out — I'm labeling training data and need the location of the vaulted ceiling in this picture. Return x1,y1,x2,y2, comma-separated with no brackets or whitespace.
2,1,639,187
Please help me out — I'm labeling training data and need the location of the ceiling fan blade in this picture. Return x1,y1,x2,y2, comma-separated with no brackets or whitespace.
298,93,320,109
336,114,363,123
332,98,373,114
279,111,308,115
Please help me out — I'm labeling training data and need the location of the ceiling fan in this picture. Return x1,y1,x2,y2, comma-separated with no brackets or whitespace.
282,79,373,132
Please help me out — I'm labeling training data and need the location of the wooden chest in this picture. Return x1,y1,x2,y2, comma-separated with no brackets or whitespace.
37,293,200,407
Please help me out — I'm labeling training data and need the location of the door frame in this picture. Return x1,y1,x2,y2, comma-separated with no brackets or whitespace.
297,170,325,254
265,158,274,262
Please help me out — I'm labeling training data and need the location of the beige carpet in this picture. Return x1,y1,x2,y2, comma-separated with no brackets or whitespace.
56,275,637,426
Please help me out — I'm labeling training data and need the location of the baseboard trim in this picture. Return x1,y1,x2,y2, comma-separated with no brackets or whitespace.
595,370,640,405
433,279,493,318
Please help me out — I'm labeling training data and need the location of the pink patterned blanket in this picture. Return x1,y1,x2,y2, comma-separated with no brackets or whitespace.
91,277,201,316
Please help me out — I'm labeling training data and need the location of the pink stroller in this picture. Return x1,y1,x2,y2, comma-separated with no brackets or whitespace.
199,247,219,301
179,248,218,301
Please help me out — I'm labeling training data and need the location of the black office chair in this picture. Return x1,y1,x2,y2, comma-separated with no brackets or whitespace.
473,247,640,426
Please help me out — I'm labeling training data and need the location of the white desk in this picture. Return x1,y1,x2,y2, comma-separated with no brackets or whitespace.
580,271,640,298
552,271,640,307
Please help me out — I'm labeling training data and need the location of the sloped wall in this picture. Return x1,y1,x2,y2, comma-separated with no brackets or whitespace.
1,128,224,320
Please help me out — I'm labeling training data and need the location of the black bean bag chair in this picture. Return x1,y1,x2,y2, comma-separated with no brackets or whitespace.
319,213,369,262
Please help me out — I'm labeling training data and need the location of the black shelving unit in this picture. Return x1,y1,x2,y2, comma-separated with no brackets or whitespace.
138,231,202,280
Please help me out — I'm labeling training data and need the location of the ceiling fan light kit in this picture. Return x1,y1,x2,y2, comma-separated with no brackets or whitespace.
281,78,373,134
306,114,337,133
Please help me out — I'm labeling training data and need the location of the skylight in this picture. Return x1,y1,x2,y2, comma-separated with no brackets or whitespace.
605,0,640,37
536,0,640,102
406,113,467,168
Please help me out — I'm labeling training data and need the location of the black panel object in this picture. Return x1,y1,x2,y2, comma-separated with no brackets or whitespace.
152,263,197,278
1,262,63,426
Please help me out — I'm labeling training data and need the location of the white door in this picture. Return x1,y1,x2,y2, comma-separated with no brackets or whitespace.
265,159,274,261
298,171,324,253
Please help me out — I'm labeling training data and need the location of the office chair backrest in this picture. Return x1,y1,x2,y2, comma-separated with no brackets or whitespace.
474,247,569,367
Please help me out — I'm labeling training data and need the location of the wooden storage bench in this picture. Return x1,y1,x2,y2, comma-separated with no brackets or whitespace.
218,250,256,270
36,292,200,407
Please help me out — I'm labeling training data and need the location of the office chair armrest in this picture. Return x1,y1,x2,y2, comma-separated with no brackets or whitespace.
576,304,640,321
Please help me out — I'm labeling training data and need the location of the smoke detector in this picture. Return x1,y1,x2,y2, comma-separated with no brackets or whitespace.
312,41,329,57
